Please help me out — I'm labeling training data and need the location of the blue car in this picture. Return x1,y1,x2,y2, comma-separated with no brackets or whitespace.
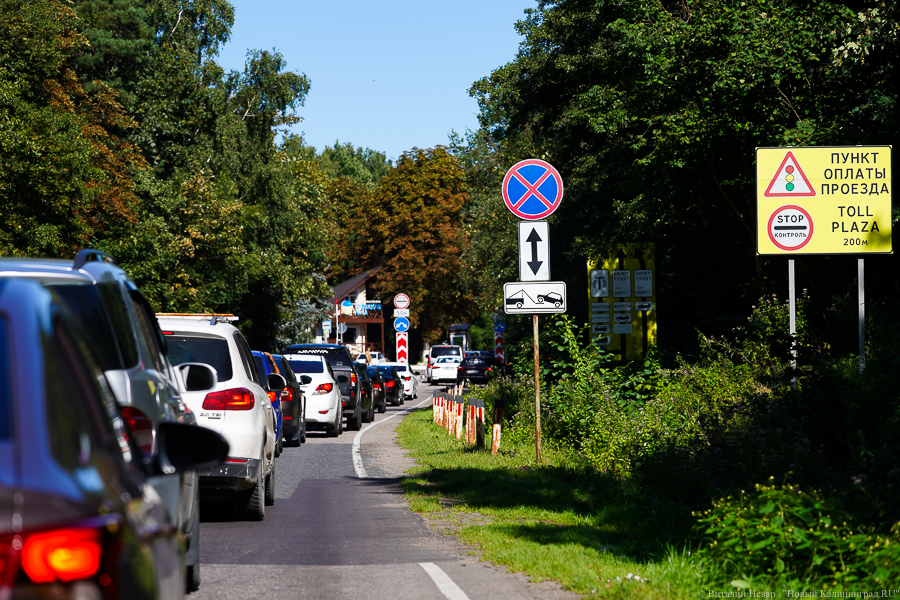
252,351,284,457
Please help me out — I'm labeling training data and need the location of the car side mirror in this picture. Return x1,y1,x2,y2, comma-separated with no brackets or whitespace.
178,363,217,392
149,422,229,475
266,373,286,392
299,375,312,385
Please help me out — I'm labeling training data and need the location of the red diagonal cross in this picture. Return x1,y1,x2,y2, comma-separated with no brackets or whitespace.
512,169,554,210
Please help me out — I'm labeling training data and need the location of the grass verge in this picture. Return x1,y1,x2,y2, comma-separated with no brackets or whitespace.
396,405,718,599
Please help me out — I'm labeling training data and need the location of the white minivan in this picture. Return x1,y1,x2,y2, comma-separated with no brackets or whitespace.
425,344,463,384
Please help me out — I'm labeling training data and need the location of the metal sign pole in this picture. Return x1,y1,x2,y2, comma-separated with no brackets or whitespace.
789,259,797,387
859,258,866,373
533,314,542,463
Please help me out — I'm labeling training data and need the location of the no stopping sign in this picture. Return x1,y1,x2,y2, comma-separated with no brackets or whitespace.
767,205,814,251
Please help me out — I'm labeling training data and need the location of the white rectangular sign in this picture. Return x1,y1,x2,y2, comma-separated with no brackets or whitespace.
612,270,631,297
518,221,551,281
634,270,654,297
393,308,410,318
503,281,567,314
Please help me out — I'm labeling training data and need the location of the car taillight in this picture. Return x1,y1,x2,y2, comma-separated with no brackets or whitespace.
267,391,277,404
283,387,294,402
385,381,395,388
402,376,410,381
351,373,357,386
1,517,118,593
312,383,333,395
373,383,382,390
120,406,153,455
202,388,255,410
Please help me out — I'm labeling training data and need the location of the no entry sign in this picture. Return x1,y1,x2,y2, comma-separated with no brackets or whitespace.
393,293,410,309
767,205,814,251
502,159,564,220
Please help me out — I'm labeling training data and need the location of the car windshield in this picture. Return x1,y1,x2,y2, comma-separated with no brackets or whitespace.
285,347,351,368
288,359,324,374
375,367,394,377
164,334,234,382
392,365,407,372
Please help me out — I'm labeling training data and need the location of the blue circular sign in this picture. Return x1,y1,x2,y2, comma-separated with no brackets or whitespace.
394,317,410,332
502,159,564,221
493,321,506,333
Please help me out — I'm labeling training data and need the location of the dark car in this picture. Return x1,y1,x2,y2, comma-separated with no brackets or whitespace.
270,354,307,446
0,277,228,600
0,249,210,591
536,292,563,307
355,365,376,423
281,344,371,431
457,355,510,385
365,366,388,414
375,365,403,407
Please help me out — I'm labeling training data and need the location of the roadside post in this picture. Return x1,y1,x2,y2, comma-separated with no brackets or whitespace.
502,158,566,463
756,146,892,374
475,398,485,449
455,396,464,440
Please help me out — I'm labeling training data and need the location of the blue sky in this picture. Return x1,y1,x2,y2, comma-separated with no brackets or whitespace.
216,1,536,162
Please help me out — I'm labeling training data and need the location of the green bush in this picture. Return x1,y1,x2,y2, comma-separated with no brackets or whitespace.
695,478,900,587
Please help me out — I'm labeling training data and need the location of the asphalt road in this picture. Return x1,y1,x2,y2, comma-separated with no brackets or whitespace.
191,376,579,600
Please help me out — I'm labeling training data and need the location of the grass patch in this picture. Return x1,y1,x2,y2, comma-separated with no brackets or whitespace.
396,406,710,599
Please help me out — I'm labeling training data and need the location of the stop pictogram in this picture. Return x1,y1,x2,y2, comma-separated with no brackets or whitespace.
767,205,814,251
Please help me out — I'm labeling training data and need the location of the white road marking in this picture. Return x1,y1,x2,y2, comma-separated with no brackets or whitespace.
418,562,471,600
352,392,432,479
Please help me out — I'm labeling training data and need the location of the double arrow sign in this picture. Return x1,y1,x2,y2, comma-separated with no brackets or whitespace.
518,221,550,281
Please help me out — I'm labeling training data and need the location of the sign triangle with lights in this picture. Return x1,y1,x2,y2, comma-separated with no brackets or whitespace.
764,151,816,197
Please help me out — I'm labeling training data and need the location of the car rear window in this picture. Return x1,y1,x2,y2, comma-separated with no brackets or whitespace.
285,347,352,368
430,346,461,358
287,359,324,374
463,358,484,365
392,365,408,373
164,334,234,382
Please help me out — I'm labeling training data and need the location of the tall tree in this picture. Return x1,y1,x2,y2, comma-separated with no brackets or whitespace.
362,147,477,342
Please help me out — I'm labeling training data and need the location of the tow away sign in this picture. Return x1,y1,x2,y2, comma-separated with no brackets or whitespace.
756,146,892,254
503,281,567,314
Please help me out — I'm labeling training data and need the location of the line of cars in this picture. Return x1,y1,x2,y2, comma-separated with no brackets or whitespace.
0,250,425,599
426,344,511,385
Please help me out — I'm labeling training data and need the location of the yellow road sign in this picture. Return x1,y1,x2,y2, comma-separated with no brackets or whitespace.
756,146,892,254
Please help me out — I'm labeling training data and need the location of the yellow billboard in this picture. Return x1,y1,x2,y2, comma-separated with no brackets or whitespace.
756,146,892,254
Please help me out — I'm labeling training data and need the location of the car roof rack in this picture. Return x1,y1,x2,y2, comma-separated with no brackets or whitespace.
73,249,118,270
156,313,239,325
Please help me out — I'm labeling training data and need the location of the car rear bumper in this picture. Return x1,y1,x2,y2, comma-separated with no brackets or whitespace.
198,457,261,494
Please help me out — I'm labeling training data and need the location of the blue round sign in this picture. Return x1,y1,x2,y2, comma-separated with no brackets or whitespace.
493,321,506,333
394,317,410,332
502,159,564,221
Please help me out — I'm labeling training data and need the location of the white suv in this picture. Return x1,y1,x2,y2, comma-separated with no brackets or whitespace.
158,315,280,520
426,344,463,384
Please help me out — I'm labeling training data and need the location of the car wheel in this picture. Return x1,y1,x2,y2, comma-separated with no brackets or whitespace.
347,404,362,431
516,301,523,309
378,400,387,414
554,301,562,308
537,296,544,303
300,413,307,443
264,467,275,506
275,436,283,457
326,410,341,437
238,470,265,521
365,401,375,423
187,562,200,593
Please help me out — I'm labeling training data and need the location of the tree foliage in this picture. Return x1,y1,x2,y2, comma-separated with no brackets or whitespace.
463,0,899,353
